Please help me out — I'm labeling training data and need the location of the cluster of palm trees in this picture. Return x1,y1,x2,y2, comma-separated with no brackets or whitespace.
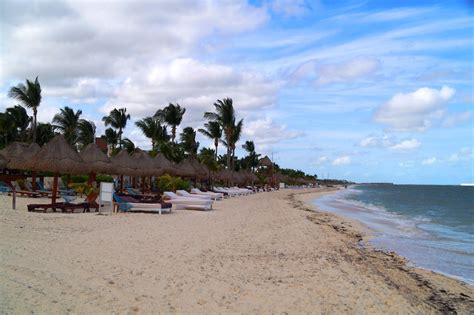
2,77,259,173
2,77,322,183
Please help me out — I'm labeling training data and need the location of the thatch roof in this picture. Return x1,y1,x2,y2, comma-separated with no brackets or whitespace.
25,135,85,174
1,142,41,169
154,153,177,176
259,156,273,167
215,169,233,181
130,150,156,176
79,143,114,174
110,150,136,175
176,158,196,177
0,153,7,168
187,157,208,178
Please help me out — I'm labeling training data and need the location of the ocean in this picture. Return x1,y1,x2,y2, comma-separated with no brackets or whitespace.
314,184,474,285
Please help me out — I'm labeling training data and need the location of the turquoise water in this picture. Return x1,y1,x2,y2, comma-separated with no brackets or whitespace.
314,184,474,285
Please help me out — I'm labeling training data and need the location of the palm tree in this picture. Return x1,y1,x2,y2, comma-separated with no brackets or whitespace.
228,120,243,170
0,112,16,147
198,121,222,160
121,138,135,153
180,127,199,157
102,108,130,149
154,103,185,142
105,127,119,154
77,119,96,148
52,106,82,145
8,77,42,143
135,116,169,149
6,105,31,141
204,98,243,170
36,123,55,146
242,140,260,172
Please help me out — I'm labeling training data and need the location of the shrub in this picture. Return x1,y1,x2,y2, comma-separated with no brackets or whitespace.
96,175,114,183
157,174,190,192
61,175,88,184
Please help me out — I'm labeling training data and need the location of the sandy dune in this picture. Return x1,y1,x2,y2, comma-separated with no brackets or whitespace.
0,189,473,313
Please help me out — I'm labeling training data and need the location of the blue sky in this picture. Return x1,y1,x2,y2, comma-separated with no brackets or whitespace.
1,0,473,184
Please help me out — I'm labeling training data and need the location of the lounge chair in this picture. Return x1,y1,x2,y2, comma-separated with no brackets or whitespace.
0,181,12,193
25,181,52,197
213,187,238,197
113,194,171,214
190,188,223,200
176,189,213,200
27,202,90,213
162,192,213,210
11,181,40,197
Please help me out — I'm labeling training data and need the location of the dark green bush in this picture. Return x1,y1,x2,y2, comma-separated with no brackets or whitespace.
96,175,114,183
157,174,190,192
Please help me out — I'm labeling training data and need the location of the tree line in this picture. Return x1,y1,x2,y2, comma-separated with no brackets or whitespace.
1,77,314,179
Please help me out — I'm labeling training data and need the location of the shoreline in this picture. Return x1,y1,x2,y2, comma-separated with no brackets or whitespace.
310,186,474,286
1,188,473,313
293,188,474,313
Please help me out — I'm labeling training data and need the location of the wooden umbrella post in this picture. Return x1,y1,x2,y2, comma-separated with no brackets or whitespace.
32,171,37,191
52,173,58,206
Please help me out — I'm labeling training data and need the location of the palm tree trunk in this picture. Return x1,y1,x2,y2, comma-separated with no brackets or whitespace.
214,139,218,160
172,126,176,142
118,129,122,149
32,108,37,143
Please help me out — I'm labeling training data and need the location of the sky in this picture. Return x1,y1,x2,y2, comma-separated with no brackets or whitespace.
0,0,473,184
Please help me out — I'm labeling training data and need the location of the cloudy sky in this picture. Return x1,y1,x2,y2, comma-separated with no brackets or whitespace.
1,0,473,184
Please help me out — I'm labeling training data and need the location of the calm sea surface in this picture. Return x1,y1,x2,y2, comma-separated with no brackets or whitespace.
314,184,474,285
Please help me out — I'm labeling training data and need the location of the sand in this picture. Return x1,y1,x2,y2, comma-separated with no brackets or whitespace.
0,188,473,314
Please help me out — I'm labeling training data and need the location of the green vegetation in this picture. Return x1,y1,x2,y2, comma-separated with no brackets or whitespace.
157,174,190,192
1,77,332,185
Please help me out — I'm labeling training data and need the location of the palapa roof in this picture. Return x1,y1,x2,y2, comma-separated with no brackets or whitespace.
130,149,157,176
1,142,41,170
175,158,196,177
79,143,114,174
259,156,273,167
215,168,233,181
187,157,208,178
110,150,136,175
0,153,7,168
25,135,85,174
154,153,177,176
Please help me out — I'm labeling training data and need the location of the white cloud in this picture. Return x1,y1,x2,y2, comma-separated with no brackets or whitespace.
421,157,437,165
449,147,474,162
100,58,280,121
359,134,421,152
441,111,473,128
291,56,380,86
374,86,455,131
242,117,303,150
315,56,380,86
359,135,392,148
1,0,267,90
332,156,351,166
389,139,421,151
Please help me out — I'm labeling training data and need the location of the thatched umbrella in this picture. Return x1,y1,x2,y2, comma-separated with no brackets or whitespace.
79,143,114,185
131,150,157,193
24,135,85,204
175,158,196,178
2,142,42,190
154,153,177,176
110,150,136,192
0,153,7,169
187,157,208,179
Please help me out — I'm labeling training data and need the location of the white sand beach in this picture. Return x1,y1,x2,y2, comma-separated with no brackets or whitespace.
1,188,473,313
